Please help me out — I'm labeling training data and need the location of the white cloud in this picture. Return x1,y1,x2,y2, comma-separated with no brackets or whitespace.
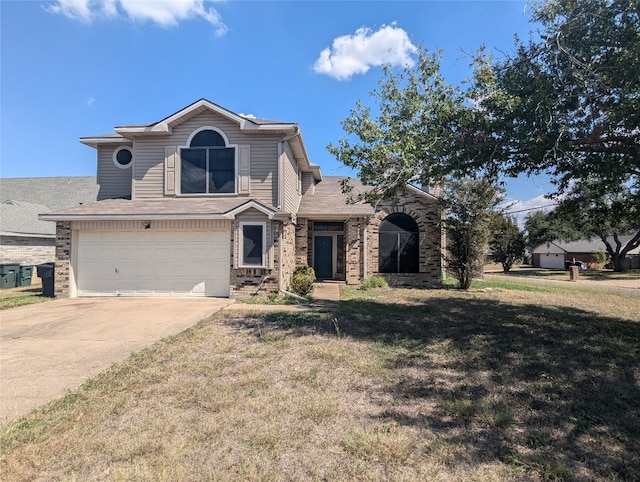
46,0,228,35
87,96,96,106
313,23,417,81
238,113,256,119
46,0,93,22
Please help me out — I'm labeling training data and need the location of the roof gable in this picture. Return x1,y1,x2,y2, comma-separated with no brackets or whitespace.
113,98,298,137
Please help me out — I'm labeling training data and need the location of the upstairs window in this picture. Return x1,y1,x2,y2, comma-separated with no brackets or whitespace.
379,213,419,273
181,128,235,194
113,146,133,169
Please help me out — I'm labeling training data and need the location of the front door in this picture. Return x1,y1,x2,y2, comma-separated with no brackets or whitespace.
314,236,333,279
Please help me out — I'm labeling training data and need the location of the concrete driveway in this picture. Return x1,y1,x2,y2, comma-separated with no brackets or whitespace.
0,297,231,426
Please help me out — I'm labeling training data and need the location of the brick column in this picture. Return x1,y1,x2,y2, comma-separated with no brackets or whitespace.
55,222,72,298
345,218,363,284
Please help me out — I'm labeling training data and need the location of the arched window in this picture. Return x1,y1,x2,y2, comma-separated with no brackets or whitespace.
379,213,419,273
181,128,235,194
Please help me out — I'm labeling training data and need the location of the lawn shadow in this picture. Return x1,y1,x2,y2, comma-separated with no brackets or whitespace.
227,295,640,480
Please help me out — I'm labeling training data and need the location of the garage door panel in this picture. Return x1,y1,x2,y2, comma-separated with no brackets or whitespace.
77,230,230,297
540,253,565,269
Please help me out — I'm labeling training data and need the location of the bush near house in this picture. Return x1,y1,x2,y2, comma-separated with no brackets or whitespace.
360,276,388,290
290,265,316,296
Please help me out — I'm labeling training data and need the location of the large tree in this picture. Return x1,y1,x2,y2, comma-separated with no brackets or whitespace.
468,0,640,271
327,49,471,203
329,0,639,270
468,0,640,193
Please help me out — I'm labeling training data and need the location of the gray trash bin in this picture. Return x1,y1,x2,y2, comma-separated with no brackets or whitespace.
36,263,55,297
17,265,34,287
0,263,20,289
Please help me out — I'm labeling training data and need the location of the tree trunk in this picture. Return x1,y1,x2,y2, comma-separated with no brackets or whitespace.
611,253,627,272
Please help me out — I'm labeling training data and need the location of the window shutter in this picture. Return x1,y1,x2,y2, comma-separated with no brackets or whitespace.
165,146,178,195
238,145,251,194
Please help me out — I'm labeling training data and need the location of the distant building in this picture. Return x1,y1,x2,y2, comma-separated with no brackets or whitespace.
531,237,640,270
0,177,98,265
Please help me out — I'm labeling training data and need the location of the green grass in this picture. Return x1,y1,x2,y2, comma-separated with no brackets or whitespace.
2,286,639,481
0,282,50,310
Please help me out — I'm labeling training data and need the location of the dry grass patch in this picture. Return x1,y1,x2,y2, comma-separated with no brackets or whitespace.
2,283,639,481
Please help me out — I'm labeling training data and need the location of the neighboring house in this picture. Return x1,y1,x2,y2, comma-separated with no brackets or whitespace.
532,237,640,270
41,99,444,298
0,177,98,265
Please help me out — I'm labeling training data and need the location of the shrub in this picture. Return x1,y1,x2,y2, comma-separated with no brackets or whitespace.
590,250,609,270
360,276,388,290
290,265,316,296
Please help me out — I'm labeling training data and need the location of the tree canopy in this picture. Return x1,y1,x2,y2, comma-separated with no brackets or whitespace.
329,0,640,270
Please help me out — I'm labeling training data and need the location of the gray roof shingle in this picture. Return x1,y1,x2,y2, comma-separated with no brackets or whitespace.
298,176,375,217
1,200,54,237
0,176,99,237
0,177,99,211
41,197,284,220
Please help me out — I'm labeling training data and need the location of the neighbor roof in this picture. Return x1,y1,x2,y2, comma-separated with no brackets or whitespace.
1,200,54,237
0,176,99,211
0,177,99,238
534,237,640,255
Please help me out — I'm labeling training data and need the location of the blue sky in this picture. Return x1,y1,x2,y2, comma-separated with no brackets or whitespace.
1,0,555,214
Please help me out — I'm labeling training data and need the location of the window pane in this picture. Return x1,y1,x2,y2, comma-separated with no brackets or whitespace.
379,232,398,273
209,148,235,193
243,225,263,266
116,148,132,166
181,149,206,193
190,130,225,147
399,233,419,273
314,222,344,232
380,213,418,233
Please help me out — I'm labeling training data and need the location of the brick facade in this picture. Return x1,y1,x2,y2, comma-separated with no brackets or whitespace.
294,190,444,288
0,236,55,265
345,218,365,284
54,222,72,298
366,191,444,286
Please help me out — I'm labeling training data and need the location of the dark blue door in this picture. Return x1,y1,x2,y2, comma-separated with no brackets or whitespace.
314,236,333,279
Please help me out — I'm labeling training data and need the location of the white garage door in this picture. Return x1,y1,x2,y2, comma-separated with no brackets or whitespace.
539,253,565,269
76,230,230,297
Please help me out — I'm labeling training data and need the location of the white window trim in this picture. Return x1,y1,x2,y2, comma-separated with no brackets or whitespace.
239,221,267,268
113,146,133,169
178,126,238,196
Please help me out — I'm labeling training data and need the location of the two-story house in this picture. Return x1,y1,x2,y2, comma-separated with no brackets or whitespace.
41,99,444,298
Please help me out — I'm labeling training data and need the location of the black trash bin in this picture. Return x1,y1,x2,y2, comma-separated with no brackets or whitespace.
16,265,34,287
36,263,55,297
0,263,20,289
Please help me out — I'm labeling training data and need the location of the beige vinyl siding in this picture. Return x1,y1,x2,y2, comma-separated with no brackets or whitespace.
132,111,279,205
97,145,132,200
301,172,315,195
281,142,302,213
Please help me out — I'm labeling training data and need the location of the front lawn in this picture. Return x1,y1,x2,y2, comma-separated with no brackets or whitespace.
1,285,639,481
0,279,50,310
